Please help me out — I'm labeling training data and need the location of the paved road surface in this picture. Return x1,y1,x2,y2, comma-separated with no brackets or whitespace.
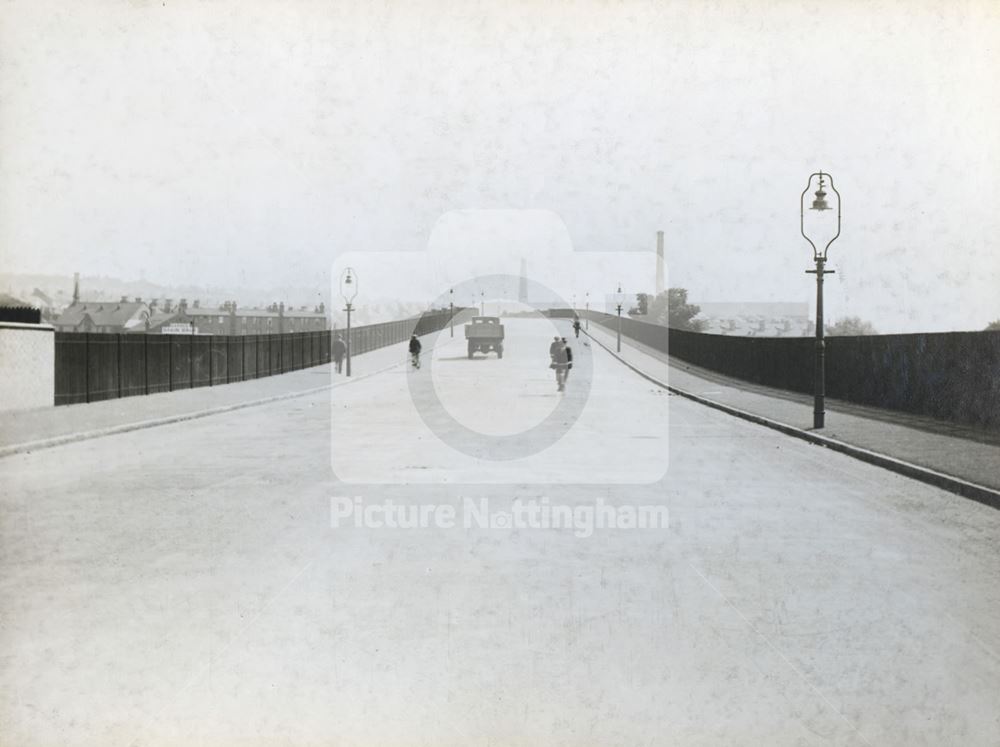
2,319,999,745
333,318,669,483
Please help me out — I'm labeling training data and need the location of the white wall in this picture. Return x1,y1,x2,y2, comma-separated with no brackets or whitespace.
0,322,54,411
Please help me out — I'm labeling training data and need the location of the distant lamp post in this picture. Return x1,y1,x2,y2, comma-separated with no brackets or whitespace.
480,290,485,316
449,288,454,337
801,171,841,429
585,291,590,330
340,267,358,377
614,283,625,353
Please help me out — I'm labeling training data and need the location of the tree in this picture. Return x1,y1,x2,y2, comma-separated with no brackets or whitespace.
628,292,649,317
646,288,706,331
825,316,877,336
985,320,1000,331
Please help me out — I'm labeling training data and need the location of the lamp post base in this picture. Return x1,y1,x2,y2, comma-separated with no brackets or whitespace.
806,258,835,429
616,307,622,353
344,303,353,377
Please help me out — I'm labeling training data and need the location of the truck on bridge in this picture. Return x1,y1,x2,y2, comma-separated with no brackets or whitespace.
465,316,504,359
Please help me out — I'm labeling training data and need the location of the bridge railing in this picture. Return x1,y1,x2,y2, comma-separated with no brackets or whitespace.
574,310,1000,430
54,309,455,405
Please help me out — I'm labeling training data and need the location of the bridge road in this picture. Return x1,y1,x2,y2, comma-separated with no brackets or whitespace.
1,319,999,745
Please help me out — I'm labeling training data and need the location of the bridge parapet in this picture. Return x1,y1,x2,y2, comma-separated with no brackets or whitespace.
574,310,1000,430
51,310,455,406
1,322,55,412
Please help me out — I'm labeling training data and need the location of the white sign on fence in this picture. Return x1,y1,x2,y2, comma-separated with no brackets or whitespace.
161,323,196,334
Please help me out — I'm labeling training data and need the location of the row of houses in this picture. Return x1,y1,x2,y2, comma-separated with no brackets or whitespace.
52,297,328,335
693,302,812,337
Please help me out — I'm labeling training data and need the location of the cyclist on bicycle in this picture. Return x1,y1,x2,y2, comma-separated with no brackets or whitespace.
409,334,422,369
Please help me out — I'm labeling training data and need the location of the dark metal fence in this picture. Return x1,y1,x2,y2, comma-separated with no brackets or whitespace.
55,310,454,405
0,306,42,324
581,310,1000,429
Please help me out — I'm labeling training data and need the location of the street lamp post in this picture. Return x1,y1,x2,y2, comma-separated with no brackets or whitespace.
340,267,358,377
480,290,485,316
615,283,624,353
801,171,841,429
449,288,454,337
585,292,590,330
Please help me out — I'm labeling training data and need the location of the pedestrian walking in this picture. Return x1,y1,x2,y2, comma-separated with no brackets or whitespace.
409,333,422,369
549,335,561,361
332,334,347,374
550,337,569,392
573,318,581,338
562,337,573,381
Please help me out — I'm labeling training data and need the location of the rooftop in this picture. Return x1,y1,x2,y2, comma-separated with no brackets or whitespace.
55,300,148,330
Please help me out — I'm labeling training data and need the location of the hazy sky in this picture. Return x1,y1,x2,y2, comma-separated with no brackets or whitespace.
1,0,997,331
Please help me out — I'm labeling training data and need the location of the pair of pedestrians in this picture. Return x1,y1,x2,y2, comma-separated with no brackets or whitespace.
549,336,573,392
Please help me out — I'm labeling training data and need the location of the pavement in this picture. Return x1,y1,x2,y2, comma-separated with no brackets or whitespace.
0,335,424,457
584,321,1000,497
2,318,1000,745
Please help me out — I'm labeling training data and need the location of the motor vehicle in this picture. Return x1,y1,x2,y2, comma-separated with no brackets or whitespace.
464,316,505,358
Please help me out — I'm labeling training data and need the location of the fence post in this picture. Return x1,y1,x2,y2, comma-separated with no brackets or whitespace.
85,333,91,403
117,334,123,400
144,333,149,396
189,333,194,388
208,335,214,387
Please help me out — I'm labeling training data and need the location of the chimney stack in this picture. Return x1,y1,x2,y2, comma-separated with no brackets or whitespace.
655,230,665,296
